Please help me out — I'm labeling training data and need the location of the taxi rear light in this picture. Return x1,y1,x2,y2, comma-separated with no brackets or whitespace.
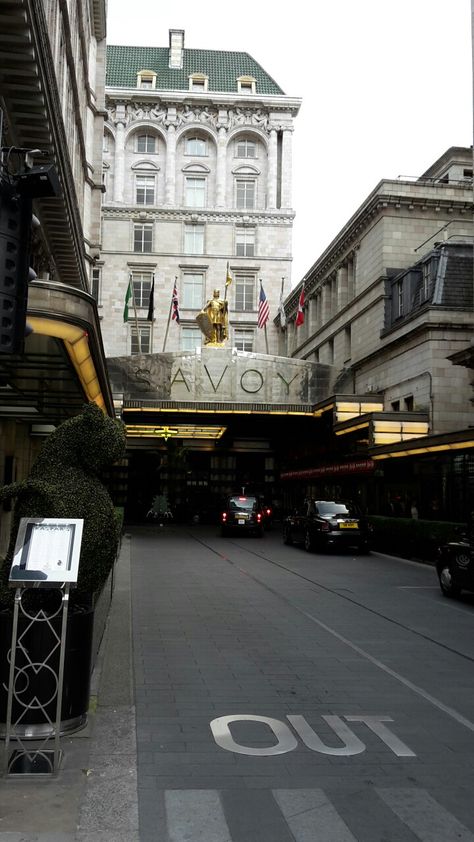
257,513,262,523
221,512,227,522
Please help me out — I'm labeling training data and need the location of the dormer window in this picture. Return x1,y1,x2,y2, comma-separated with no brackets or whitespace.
137,70,156,89
237,76,256,94
189,73,208,92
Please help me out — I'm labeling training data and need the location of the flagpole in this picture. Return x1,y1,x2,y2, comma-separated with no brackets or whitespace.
149,273,155,353
162,277,175,352
128,273,142,354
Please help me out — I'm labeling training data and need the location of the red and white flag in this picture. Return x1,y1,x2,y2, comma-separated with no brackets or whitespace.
295,285,305,327
257,283,270,329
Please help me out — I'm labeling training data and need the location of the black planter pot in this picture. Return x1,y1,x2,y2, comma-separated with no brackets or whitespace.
0,601,94,738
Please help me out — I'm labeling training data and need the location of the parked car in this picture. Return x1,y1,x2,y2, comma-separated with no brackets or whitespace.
220,494,264,537
283,499,371,553
436,531,474,598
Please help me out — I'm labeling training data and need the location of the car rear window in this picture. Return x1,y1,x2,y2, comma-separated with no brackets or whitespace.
229,496,257,512
316,502,351,516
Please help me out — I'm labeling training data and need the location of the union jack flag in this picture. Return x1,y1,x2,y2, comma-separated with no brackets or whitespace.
171,279,180,324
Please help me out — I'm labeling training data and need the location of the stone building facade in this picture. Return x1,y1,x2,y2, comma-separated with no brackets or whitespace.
100,31,301,358
0,0,111,554
280,147,473,516
283,147,473,435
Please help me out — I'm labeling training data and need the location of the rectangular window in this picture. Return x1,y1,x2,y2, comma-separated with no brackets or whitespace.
184,224,205,254
181,327,202,352
131,324,151,354
404,395,414,411
327,338,334,364
236,140,256,158
91,267,101,303
182,273,203,309
135,174,155,205
133,223,153,253
422,262,431,299
132,271,152,308
185,176,206,208
397,280,404,317
343,324,351,361
136,133,156,153
234,275,254,312
235,228,255,257
236,179,255,209
234,329,254,352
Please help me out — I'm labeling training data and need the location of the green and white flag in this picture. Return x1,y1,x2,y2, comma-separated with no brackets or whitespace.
123,276,133,322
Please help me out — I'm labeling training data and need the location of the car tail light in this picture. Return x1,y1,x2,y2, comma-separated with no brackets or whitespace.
257,513,262,523
265,507,272,516
221,512,227,523
321,521,330,532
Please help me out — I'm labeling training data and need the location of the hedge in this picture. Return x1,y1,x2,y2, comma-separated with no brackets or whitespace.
368,516,465,563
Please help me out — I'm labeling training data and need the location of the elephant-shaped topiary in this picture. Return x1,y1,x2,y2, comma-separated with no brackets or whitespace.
0,403,126,607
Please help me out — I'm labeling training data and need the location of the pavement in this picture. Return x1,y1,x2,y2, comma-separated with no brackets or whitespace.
0,535,139,842
2,526,474,842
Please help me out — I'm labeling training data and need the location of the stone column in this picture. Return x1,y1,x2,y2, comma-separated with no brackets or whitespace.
337,264,348,309
280,128,293,210
216,127,227,208
165,124,177,206
321,282,331,324
113,120,126,203
347,254,355,299
267,128,278,209
308,297,317,335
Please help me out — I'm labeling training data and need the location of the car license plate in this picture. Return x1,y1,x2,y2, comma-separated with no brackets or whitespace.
238,518,245,525
340,522,358,529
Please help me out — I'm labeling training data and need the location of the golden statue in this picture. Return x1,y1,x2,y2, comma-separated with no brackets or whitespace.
196,289,229,346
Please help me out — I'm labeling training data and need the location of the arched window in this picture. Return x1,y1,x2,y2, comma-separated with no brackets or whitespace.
136,132,157,154
236,138,256,159
186,136,207,156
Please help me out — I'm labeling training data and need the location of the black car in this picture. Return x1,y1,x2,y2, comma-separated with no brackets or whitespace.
283,499,371,553
436,533,474,598
220,494,264,537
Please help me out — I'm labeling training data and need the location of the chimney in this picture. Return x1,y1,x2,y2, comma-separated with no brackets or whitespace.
169,29,185,69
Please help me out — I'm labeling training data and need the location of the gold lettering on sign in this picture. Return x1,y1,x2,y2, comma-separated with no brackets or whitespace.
276,372,298,394
171,368,190,391
204,365,228,393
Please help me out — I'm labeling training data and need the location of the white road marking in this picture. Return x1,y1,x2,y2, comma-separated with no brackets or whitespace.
165,790,231,842
292,603,474,735
377,787,474,841
273,788,357,841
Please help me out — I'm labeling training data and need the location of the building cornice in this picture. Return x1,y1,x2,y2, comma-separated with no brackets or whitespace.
101,206,295,224
106,87,301,114
285,179,473,313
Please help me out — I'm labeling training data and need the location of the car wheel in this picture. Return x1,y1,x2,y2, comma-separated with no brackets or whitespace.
283,528,293,545
438,565,461,598
304,529,315,553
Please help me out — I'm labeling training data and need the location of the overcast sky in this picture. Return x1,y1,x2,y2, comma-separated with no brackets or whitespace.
106,0,473,287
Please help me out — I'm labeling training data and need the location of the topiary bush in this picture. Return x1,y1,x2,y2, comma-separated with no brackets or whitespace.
0,403,126,608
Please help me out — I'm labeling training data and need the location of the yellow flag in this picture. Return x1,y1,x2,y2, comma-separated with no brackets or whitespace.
225,261,232,286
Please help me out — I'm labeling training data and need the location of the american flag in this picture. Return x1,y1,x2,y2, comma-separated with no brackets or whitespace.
171,279,180,324
257,283,270,329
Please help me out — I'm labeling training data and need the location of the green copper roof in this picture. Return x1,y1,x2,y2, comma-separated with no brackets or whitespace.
106,45,284,95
